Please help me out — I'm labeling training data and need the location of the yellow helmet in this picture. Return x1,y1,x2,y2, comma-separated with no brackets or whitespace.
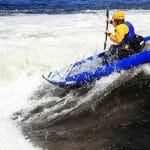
112,11,125,20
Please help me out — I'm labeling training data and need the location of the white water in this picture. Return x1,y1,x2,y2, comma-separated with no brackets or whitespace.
0,10,150,150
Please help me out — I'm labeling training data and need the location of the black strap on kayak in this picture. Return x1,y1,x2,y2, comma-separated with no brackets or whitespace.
104,7,109,50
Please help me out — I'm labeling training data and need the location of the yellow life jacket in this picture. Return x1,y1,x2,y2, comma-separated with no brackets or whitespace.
109,23,129,44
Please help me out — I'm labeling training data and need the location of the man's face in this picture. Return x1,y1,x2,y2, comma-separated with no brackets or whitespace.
113,19,118,26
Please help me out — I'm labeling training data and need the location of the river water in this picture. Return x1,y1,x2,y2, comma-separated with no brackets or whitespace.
0,4,150,150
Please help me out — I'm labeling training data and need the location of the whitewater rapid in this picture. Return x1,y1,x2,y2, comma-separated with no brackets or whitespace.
0,10,150,150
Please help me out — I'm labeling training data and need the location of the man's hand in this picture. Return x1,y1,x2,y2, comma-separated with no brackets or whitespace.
105,30,111,36
106,19,113,24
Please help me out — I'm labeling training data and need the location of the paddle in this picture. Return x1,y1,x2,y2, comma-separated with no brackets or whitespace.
104,7,109,50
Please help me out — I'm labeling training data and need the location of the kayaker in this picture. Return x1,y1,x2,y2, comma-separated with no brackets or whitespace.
104,10,145,62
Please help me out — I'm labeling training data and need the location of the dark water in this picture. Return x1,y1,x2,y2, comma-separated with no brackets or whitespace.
0,0,150,14
13,71,150,150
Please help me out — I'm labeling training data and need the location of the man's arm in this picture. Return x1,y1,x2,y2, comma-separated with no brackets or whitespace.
109,24,129,44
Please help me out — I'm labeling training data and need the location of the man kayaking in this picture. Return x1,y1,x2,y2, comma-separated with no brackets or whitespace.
103,10,145,63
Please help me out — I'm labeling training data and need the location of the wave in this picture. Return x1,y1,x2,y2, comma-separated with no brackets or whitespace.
13,69,150,150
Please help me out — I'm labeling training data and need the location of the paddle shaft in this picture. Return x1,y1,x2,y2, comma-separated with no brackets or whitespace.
104,7,109,50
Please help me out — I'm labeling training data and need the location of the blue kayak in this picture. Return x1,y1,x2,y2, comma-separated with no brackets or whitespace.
42,36,150,88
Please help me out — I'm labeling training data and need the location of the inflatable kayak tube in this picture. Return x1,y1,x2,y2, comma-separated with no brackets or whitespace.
42,36,150,88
